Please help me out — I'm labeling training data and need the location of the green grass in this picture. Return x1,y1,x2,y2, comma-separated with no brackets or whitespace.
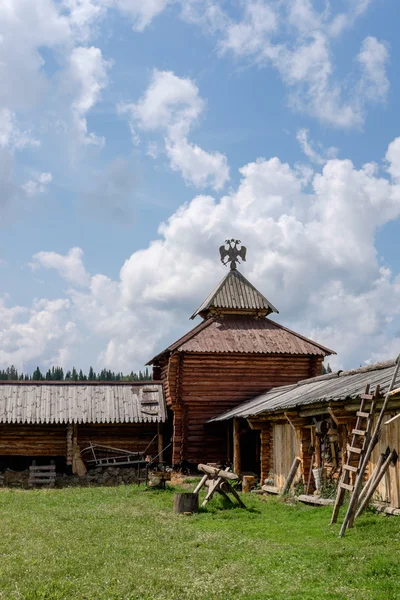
1,486,400,600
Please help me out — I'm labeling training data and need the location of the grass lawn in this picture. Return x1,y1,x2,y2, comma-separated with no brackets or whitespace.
1,485,400,600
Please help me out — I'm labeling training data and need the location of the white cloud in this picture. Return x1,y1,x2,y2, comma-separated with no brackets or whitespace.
181,0,388,129
22,172,53,197
119,69,230,190
30,247,90,287
110,0,172,32
0,297,77,371
296,128,337,165
66,46,112,146
357,36,389,104
0,109,40,151
4,135,400,373
165,137,229,191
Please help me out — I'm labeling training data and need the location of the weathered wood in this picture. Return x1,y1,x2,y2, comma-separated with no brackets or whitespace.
197,463,238,480
158,351,324,466
261,484,280,494
282,457,301,495
233,417,241,475
340,360,400,536
297,495,334,506
174,493,199,514
242,475,255,493
356,450,396,518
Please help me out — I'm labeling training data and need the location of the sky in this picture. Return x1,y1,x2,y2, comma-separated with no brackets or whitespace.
1,0,400,374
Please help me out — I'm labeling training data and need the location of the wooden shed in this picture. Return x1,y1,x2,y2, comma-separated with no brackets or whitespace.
147,266,335,468
211,359,400,508
0,381,167,472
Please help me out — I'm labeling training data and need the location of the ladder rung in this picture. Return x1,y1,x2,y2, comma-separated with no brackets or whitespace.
360,393,374,400
341,482,354,492
347,445,362,454
352,429,366,436
356,411,370,418
344,464,358,473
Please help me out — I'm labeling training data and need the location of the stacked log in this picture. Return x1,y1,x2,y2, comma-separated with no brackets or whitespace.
158,352,323,466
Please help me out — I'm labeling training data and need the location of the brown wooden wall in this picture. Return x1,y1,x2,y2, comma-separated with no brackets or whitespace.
77,424,159,456
0,423,160,459
158,352,323,465
0,424,67,456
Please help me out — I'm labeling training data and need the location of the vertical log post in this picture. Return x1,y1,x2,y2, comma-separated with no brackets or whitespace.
233,417,241,475
157,422,163,462
66,424,73,466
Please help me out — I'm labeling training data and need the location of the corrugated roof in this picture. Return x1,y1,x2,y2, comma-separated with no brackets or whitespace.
210,359,400,421
147,316,335,364
0,382,166,424
190,269,279,319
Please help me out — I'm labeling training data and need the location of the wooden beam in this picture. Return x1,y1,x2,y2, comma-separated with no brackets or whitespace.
233,417,241,475
282,457,301,495
66,424,73,466
157,422,163,462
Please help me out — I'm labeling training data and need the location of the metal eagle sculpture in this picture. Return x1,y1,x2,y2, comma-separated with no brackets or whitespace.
219,239,247,270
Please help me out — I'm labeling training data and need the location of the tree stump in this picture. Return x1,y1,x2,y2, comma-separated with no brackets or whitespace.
174,492,198,514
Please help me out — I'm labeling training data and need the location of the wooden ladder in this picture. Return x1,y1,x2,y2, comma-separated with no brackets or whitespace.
330,385,378,525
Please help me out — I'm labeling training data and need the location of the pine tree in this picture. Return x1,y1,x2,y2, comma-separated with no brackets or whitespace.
32,367,44,380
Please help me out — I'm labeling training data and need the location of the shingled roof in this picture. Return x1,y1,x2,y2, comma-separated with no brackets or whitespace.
210,359,400,422
147,316,335,364
0,381,166,424
190,269,279,320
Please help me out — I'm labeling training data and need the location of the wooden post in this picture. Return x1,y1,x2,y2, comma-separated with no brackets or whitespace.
174,492,198,514
157,422,163,462
282,457,301,495
66,424,73,466
233,418,241,475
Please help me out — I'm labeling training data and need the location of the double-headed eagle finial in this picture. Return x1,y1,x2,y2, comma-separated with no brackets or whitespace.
219,239,247,270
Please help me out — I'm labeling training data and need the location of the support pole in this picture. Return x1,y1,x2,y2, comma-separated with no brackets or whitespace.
157,422,163,462
339,356,400,536
233,417,241,475
282,457,301,495
356,450,396,518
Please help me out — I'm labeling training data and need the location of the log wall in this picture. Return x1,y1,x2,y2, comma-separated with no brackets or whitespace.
158,352,323,466
0,424,67,456
0,423,160,460
77,424,159,456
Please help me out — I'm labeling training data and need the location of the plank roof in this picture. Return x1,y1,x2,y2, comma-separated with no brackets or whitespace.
147,316,335,364
210,359,400,422
0,382,166,424
190,269,279,319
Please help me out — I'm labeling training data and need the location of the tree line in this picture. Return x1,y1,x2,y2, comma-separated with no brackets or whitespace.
0,366,152,382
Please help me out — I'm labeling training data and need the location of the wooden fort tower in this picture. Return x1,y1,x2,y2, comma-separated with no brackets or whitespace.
147,240,334,468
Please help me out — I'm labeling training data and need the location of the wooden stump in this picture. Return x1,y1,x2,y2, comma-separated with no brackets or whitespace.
242,475,255,493
174,492,198,514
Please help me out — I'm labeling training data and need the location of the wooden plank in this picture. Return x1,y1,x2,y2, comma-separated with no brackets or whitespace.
261,485,280,495
282,457,301,495
347,445,362,454
343,464,358,473
297,495,334,506
340,482,354,492
352,429,366,436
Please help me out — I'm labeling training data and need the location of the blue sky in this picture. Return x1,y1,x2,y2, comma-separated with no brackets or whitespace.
1,0,400,373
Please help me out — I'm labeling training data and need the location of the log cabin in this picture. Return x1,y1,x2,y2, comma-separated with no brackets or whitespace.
147,262,335,468
0,381,166,474
211,359,400,509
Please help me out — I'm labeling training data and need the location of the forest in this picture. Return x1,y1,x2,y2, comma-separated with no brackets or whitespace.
0,366,151,382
